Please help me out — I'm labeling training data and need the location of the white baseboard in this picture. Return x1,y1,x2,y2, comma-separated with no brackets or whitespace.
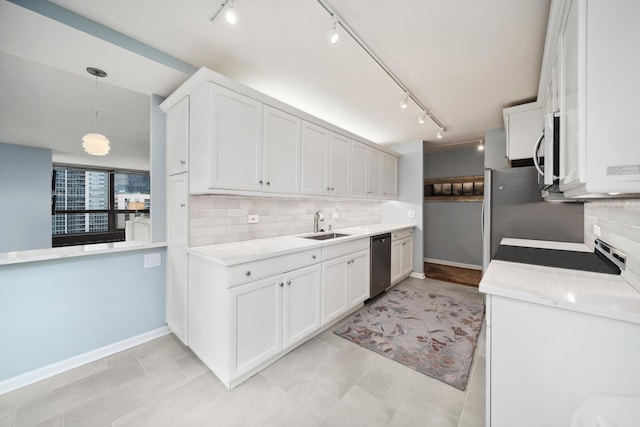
424,258,482,271
0,326,170,395
409,272,426,280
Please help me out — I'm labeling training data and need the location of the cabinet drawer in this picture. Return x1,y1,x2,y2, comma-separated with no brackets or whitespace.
322,238,369,261
391,229,413,241
228,249,320,287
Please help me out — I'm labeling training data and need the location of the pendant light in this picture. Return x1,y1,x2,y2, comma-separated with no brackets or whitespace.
82,67,110,156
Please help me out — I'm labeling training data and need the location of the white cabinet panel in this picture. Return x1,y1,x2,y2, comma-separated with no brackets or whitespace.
391,231,414,286
381,153,397,199
329,133,351,196
321,256,349,324
401,237,413,276
167,173,189,343
209,84,263,191
390,239,402,285
301,121,329,195
347,250,370,307
351,141,368,197
166,96,189,176
283,264,321,348
263,105,301,194
366,149,382,197
230,275,282,378
502,102,543,162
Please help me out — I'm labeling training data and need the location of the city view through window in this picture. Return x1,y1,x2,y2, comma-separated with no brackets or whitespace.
52,166,150,245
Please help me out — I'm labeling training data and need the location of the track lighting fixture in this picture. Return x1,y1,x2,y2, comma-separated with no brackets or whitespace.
436,128,444,139
329,15,340,44
478,141,485,151
418,113,426,124
82,67,110,156
400,93,409,110
225,0,237,24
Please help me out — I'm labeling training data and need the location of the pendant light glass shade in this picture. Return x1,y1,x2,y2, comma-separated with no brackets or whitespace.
83,67,110,156
82,133,111,156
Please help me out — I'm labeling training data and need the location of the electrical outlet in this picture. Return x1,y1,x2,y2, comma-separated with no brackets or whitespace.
593,224,602,237
144,253,161,268
408,209,416,218
248,215,259,224
332,212,339,219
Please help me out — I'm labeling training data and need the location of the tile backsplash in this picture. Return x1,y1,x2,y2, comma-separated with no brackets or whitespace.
584,199,640,284
189,195,382,246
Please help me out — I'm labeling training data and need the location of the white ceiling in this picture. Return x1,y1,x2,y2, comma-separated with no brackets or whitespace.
0,0,550,165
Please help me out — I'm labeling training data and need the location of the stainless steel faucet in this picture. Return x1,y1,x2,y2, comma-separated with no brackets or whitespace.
314,210,324,233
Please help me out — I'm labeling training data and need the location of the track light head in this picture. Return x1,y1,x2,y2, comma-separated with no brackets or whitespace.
225,0,237,24
400,93,409,109
436,128,444,139
418,113,426,124
329,15,339,44
478,141,485,151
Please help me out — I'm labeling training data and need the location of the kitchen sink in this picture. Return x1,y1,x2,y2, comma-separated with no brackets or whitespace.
301,233,350,241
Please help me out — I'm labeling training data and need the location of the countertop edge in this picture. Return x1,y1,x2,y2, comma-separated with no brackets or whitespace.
187,224,414,266
0,242,168,266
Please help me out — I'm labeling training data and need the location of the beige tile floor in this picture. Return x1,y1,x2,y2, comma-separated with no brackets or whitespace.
0,277,486,427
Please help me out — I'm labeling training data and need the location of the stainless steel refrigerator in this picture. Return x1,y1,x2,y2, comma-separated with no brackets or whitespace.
482,166,584,270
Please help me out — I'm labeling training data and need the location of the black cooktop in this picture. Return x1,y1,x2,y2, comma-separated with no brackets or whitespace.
494,245,621,275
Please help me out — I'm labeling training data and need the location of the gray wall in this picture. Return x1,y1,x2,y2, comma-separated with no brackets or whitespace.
484,127,509,169
382,141,424,275
0,143,52,252
423,146,484,267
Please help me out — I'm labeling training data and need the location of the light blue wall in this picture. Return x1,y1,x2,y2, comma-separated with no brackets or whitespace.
484,127,509,169
382,141,424,275
0,143,52,252
423,146,484,267
0,248,166,381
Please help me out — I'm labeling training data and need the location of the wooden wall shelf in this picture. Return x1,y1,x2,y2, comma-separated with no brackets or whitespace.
424,175,484,202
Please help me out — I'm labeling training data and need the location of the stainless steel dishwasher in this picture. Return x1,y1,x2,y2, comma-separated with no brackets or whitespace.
370,233,391,299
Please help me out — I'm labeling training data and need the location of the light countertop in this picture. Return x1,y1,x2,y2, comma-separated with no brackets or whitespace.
480,239,640,324
0,241,167,266
188,223,414,266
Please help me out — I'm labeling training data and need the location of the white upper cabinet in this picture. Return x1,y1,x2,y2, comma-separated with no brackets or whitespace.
160,69,399,199
502,102,543,162
209,84,263,191
300,121,330,195
381,153,397,199
350,141,368,197
166,96,189,176
539,0,640,197
328,133,351,196
262,106,301,194
367,148,382,197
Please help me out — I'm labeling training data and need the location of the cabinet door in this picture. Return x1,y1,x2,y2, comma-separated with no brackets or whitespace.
210,84,263,191
167,173,189,344
390,239,402,285
400,237,413,276
381,153,397,199
229,275,282,377
347,250,370,308
503,104,543,161
329,133,351,196
167,97,189,176
301,121,330,195
263,106,301,194
283,264,322,349
366,149,382,197
321,256,349,324
351,141,368,197
559,0,582,190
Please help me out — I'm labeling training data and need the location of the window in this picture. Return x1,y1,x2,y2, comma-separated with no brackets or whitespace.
52,166,150,247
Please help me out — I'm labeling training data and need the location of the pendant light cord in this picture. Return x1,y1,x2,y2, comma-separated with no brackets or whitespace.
94,75,99,134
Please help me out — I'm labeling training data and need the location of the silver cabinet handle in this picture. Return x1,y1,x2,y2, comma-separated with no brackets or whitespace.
245,271,251,277
351,259,355,263
259,180,263,184
279,282,283,287
180,160,186,165
311,255,316,259
180,203,186,207
287,280,292,285
402,242,406,246
331,187,335,191
327,187,331,191
266,181,270,186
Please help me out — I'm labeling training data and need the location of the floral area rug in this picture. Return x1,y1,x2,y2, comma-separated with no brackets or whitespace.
334,284,484,390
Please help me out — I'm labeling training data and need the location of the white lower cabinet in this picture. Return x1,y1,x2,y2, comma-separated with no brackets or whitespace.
390,229,414,285
189,250,325,389
321,238,370,324
167,173,189,344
